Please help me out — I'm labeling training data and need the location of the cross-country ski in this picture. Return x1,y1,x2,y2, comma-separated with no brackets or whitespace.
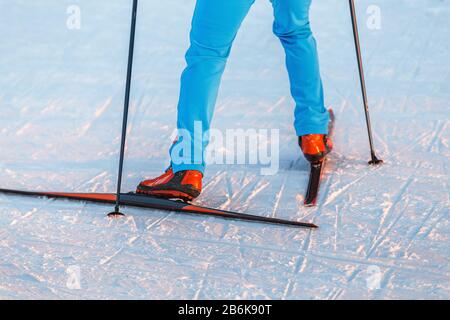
0,188,317,229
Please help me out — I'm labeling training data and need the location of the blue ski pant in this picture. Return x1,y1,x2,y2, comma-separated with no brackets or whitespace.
171,0,329,174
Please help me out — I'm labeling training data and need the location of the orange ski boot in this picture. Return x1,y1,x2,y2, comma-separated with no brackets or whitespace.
299,134,333,164
136,168,203,202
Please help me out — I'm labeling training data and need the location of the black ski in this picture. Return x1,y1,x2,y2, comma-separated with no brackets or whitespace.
0,188,318,229
304,109,335,207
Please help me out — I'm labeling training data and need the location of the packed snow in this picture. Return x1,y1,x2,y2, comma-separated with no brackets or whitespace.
0,0,449,299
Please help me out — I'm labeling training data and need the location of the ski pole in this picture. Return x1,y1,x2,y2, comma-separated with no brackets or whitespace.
348,0,383,165
108,0,139,217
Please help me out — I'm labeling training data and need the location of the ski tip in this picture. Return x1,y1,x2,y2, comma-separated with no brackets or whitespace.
368,158,384,166
328,108,335,119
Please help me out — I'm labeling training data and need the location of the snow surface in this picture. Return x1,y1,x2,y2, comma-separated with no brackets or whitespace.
0,0,449,299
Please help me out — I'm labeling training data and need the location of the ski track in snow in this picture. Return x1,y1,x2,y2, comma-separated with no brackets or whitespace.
0,0,449,299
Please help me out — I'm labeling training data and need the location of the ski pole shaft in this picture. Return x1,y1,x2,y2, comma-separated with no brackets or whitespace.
113,0,139,213
348,0,383,165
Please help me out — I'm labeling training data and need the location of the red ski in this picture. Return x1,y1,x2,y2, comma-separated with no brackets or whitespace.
0,188,318,229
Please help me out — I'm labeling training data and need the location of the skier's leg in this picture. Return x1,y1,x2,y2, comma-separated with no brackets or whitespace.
171,0,255,174
270,0,329,136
